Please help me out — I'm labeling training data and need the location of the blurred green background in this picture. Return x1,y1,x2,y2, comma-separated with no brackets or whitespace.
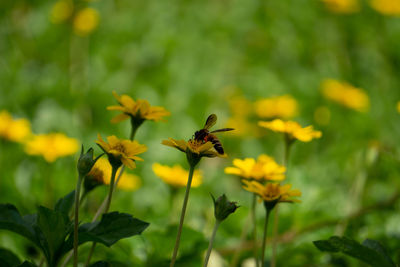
1,0,400,266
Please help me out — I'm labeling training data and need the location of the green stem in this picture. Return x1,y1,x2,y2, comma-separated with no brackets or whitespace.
203,220,221,267
260,208,271,266
85,165,118,267
73,175,83,267
251,193,259,267
170,164,195,267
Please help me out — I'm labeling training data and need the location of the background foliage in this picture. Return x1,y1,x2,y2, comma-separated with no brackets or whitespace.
1,0,400,266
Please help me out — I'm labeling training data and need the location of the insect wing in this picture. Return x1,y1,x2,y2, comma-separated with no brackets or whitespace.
204,114,217,130
210,128,234,133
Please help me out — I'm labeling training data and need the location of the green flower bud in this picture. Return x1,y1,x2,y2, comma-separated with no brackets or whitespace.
212,194,239,222
77,145,102,177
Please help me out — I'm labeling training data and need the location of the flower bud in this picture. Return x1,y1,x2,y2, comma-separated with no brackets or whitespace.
212,194,239,222
77,145,101,177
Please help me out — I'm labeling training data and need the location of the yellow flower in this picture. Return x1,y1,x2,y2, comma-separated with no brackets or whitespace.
107,91,170,123
258,119,322,142
224,155,285,181
321,79,369,112
50,0,74,24
242,180,301,204
162,138,224,158
87,158,141,191
397,101,400,113
255,95,298,119
152,163,202,188
0,111,31,143
322,0,360,14
24,133,79,162
228,96,252,117
73,7,99,36
96,134,147,169
370,0,400,16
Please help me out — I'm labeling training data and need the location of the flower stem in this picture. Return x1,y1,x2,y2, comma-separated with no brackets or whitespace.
73,175,83,267
170,164,195,267
271,138,292,267
260,208,271,266
251,193,259,267
84,165,118,267
203,220,221,267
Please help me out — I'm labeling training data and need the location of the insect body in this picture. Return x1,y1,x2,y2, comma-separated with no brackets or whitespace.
194,114,234,154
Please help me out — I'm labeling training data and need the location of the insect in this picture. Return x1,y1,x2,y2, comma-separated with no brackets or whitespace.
194,114,234,154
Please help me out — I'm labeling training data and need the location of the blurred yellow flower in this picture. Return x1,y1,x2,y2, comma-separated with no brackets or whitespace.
50,0,74,24
370,0,400,16
242,180,301,204
108,91,170,123
229,96,252,117
73,7,99,36
88,158,141,191
258,119,322,142
314,106,331,125
397,101,400,113
322,79,369,112
152,163,202,188
255,95,298,119
225,155,285,181
0,111,31,143
322,0,360,14
24,133,79,162
162,138,224,158
96,134,147,169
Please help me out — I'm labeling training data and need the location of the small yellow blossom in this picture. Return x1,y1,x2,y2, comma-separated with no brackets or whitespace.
50,0,74,24
24,133,79,162
258,119,322,142
314,106,331,126
107,91,170,123
152,163,202,188
0,111,31,143
322,0,360,14
162,138,224,158
87,158,141,191
255,95,298,119
224,155,285,181
370,0,400,16
96,134,147,169
322,79,369,112
73,7,99,36
242,180,301,204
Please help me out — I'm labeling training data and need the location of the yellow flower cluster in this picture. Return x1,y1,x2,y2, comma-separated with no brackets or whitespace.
370,0,400,16
322,0,360,14
0,110,31,143
255,95,298,119
259,119,322,143
224,155,285,181
321,79,369,112
24,133,79,162
152,163,202,188
50,0,100,36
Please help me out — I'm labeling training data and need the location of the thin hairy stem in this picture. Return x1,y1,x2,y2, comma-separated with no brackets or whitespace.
260,208,271,266
203,220,221,267
73,175,83,267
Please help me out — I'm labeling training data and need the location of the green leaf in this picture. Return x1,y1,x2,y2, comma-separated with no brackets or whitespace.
62,212,149,253
313,236,395,267
0,247,21,267
0,204,38,245
17,261,37,267
36,206,71,267
362,239,396,266
54,190,75,216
